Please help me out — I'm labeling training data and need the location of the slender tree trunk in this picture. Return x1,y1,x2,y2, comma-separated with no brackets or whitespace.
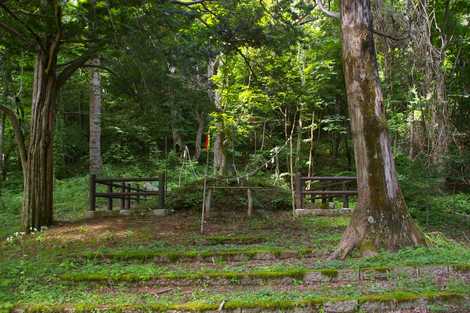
429,71,448,166
260,120,266,151
194,112,205,160
295,113,302,170
409,110,426,159
409,0,450,167
0,113,4,180
307,112,315,183
171,109,183,152
331,0,426,259
208,55,225,175
89,57,102,175
306,112,316,191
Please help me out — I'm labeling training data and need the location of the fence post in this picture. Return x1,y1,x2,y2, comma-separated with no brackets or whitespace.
125,183,131,210
205,188,212,216
159,174,165,210
342,181,349,208
120,182,125,210
247,188,253,217
89,174,96,213
295,173,303,210
107,184,113,211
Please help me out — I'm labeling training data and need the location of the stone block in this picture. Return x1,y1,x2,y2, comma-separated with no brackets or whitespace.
254,252,276,260
153,209,168,216
338,269,357,282
304,271,323,284
295,209,352,216
360,301,395,313
324,300,358,313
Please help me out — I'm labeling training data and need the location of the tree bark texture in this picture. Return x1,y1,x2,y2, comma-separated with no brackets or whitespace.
194,111,205,160
89,57,102,175
0,113,4,180
208,55,226,175
171,108,184,152
22,46,59,231
332,0,426,259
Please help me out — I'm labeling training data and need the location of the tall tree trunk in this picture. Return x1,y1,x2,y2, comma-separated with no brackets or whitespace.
208,55,225,175
307,112,315,189
295,113,302,170
0,113,4,180
22,48,59,231
194,111,205,160
429,71,448,166
331,0,425,259
89,57,102,175
171,108,183,152
409,0,450,167
408,110,426,159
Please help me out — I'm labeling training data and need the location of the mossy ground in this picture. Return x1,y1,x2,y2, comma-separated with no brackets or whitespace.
1,210,469,311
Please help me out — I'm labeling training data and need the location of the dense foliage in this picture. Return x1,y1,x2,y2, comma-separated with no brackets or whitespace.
0,0,468,235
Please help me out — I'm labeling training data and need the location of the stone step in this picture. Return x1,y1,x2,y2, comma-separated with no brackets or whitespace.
295,208,352,216
82,246,317,263
9,291,469,313
61,264,470,287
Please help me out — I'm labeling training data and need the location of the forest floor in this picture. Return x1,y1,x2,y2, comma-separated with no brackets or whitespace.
1,210,470,313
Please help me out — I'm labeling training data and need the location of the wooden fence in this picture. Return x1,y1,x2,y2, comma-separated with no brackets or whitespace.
89,174,165,212
295,174,357,210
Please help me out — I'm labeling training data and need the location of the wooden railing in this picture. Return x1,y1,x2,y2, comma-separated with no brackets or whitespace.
295,174,357,210
89,175,165,212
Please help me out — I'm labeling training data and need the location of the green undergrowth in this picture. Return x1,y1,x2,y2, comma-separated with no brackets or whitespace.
6,288,468,313
82,245,313,261
316,233,470,270
61,266,309,282
59,260,470,283
167,175,291,212
202,234,268,245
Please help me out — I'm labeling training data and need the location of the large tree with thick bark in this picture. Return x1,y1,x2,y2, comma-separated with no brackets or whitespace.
0,1,105,231
316,0,426,258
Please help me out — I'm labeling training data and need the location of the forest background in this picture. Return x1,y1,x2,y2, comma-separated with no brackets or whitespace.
0,0,469,240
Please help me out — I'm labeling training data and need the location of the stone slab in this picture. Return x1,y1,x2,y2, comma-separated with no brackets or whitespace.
153,209,169,216
295,208,352,216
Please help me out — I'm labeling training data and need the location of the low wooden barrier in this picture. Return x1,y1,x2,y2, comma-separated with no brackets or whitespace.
89,174,165,212
204,186,278,217
295,174,357,210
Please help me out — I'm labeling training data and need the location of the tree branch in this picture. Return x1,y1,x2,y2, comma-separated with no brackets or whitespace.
0,3,46,51
0,19,20,37
315,0,340,19
80,63,119,78
0,104,27,172
372,29,409,41
170,0,212,6
236,48,258,82
57,49,98,88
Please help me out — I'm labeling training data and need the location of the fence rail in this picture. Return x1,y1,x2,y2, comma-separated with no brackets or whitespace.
89,174,165,212
295,174,357,210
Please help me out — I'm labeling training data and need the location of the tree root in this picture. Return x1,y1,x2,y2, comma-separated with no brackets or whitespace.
328,225,363,260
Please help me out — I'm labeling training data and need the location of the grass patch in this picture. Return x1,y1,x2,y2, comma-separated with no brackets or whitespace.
452,264,470,272
9,289,468,313
319,269,338,278
61,267,308,282
83,246,313,261
358,290,463,304
203,234,268,245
